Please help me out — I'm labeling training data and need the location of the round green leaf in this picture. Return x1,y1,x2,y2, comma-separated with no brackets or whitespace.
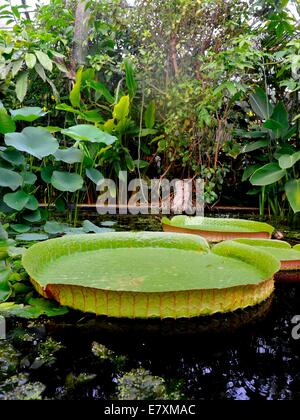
16,233,49,242
25,195,39,211
51,171,84,192
61,125,117,145
0,168,23,191
41,165,54,183
250,163,287,186
23,172,37,185
3,190,30,211
10,107,47,122
0,149,25,166
22,210,42,223
5,127,59,159
10,224,31,234
53,148,83,164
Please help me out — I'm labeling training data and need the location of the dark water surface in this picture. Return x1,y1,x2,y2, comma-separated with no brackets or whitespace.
1,214,300,400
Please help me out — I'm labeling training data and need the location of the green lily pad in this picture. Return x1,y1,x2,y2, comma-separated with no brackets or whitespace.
22,233,279,318
10,224,31,234
232,238,300,271
162,216,274,242
16,233,49,242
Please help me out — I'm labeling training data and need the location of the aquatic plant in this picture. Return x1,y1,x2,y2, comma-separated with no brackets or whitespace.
233,238,300,271
22,232,280,318
162,216,275,242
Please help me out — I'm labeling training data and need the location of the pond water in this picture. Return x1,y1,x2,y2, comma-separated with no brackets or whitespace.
1,213,300,400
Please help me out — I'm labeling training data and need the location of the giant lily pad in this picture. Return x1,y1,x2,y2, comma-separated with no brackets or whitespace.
162,216,274,242
233,238,300,272
22,233,279,319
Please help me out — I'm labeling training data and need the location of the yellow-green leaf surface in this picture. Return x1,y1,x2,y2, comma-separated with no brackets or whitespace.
22,233,279,319
162,216,274,234
232,238,300,268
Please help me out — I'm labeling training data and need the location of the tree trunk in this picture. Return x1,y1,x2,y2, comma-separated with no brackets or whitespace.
72,0,91,68
21,0,31,20
170,36,179,77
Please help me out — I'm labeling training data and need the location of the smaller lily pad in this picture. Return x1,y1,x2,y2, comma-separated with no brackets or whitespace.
162,216,275,242
232,239,300,272
16,233,49,242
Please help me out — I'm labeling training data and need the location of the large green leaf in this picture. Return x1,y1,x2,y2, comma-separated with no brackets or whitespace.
35,50,53,72
86,167,104,185
0,298,68,318
53,148,83,164
124,59,137,99
3,190,30,211
0,168,23,191
15,72,28,103
10,107,47,122
0,108,16,134
241,139,269,153
0,223,8,241
0,268,12,302
70,67,82,108
16,233,48,242
25,53,36,69
5,127,59,159
89,81,114,104
61,125,117,145
22,233,279,318
285,179,300,213
22,209,42,223
51,171,84,192
242,164,261,182
269,102,289,130
144,101,155,129
113,96,130,121
0,149,25,166
250,163,286,186
249,86,274,120
279,151,300,170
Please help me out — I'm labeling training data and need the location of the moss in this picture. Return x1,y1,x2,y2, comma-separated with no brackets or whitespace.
0,374,45,400
117,368,170,400
92,342,126,368
0,342,20,381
